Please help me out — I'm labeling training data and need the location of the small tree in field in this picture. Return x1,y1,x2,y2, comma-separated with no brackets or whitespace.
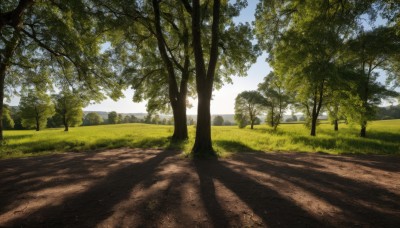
53,91,84,131
234,91,265,129
84,113,103,126
258,72,291,130
108,111,118,124
213,116,224,126
19,90,55,131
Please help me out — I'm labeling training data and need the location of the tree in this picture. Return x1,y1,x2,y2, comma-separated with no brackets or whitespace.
255,0,376,136
19,89,55,131
258,71,291,130
0,1,123,140
83,113,103,126
117,114,123,124
92,0,192,141
10,106,24,130
53,91,84,131
108,111,118,124
187,117,195,126
186,0,258,156
213,115,224,126
234,113,248,129
343,27,400,137
2,105,14,129
129,115,138,123
234,91,265,129
151,114,160,125
95,0,257,144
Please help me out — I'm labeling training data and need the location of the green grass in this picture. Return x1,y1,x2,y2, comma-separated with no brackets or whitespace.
1,120,399,159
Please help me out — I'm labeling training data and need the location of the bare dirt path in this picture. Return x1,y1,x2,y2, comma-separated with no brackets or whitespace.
0,148,399,227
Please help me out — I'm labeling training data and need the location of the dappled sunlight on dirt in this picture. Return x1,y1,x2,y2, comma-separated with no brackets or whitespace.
0,149,399,227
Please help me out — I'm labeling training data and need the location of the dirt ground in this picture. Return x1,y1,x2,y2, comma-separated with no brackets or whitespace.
0,148,399,227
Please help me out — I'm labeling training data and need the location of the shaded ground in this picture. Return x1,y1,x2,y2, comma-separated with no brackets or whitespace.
0,148,399,227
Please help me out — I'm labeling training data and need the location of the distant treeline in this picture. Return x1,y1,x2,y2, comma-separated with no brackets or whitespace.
3,104,399,131
374,105,400,120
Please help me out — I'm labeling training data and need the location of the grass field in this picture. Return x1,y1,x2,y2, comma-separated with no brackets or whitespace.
1,119,399,159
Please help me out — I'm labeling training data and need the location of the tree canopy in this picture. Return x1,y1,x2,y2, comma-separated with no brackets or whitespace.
234,91,265,129
53,91,85,131
19,89,55,131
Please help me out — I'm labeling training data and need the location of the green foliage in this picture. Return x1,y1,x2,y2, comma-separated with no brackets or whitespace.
19,90,55,130
2,1,124,100
213,115,224,126
107,111,118,124
341,26,400,128
234,91,265,129
258,71,291,129
234,113,248,129
83,112,103,126
1,120,399,159
2,105,14,129
53,91,84,128
375,105,400,120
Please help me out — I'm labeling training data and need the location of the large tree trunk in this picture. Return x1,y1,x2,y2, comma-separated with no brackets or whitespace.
310,83,324,136
192,91,213,156
171,98,188,141
63,114,69,132
152,0,189,142
0,69,5,141
190,0,221,156
310,95,318,136
360,121,367,137
334,119,338,131
35,117,40,131
310,114,317,136
270,107,274,127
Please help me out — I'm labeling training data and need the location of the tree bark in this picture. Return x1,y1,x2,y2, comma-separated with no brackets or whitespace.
192,91,213,156
63,114,69,132
152,0,188,141
191,0,221,156
310,82,324,136
171,98,188,141
310,92,318,136
310,115,317,136
270,107,274,127
334,119,338,131
360,121,367,137
0,64,6,140
35,116,40,131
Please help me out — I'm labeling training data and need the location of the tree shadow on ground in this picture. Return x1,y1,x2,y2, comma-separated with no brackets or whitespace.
291,135,399,154
225,153,400,227
2,134,32,141
1,149,178,227
1,150,399,227
321,154,400,172
214,140,259,153
194,159,324,227
3,137,185,155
